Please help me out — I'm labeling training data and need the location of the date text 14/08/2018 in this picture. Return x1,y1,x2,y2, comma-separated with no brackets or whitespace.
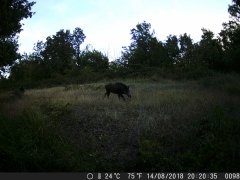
145,173,240,180
89,173,240,180
129,173,239,180
146,173,217,180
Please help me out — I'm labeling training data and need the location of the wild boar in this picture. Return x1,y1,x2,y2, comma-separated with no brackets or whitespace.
104,82,131,101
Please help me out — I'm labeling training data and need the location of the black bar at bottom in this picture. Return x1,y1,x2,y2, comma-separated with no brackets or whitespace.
0,172,238,180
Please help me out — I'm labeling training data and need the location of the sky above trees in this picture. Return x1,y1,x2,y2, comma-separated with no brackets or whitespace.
18,0,230,60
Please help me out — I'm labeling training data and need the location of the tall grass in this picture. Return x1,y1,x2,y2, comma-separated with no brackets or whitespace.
0,74,239,171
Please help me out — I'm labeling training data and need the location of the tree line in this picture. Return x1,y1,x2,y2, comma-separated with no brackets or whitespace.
0,0,240,88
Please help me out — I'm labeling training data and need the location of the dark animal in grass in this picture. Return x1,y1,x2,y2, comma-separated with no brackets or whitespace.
104,82,131,101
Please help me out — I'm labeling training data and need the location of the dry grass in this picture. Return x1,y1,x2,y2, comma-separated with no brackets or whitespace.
0,77,240,171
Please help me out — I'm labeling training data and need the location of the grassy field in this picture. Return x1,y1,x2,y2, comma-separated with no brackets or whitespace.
0,74,240,171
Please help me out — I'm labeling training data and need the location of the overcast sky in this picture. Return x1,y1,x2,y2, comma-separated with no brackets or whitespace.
18,0,231,60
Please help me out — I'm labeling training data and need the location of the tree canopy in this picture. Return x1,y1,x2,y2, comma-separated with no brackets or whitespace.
219,0,240,72
121,21,169,71
0,0,35,68
3,0,240,86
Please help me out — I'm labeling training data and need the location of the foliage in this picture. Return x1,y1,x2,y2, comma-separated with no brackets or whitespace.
9,27,87,82
72,27,86,59
42,29,75,75
78,48,109,72
3,0,240,89
8,37,110,88
0,36,20,68
10,55,46,83
219,0,240,73
178,33,196,65
121,21,169,72
195,29,224,70
0,0,35,68
228,0,240,21
0,0,35,37
164,35,180,64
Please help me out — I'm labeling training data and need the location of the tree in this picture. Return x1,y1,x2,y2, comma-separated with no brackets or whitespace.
121,21,168,71
79,49,109,72
219,0,240,72
32,40,45,61
10,55,45,82
0,36,20,67
72,27,86,59
0,0,35,68
23,27,86,78
42,29,75,75
179,33,195,65
228,0,240,21
164,35,180,64
123,21,154,68
0,0,35,37
196,29,223,70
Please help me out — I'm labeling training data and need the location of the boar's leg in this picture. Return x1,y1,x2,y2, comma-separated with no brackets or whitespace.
118,94,126,101
104,91,110,98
